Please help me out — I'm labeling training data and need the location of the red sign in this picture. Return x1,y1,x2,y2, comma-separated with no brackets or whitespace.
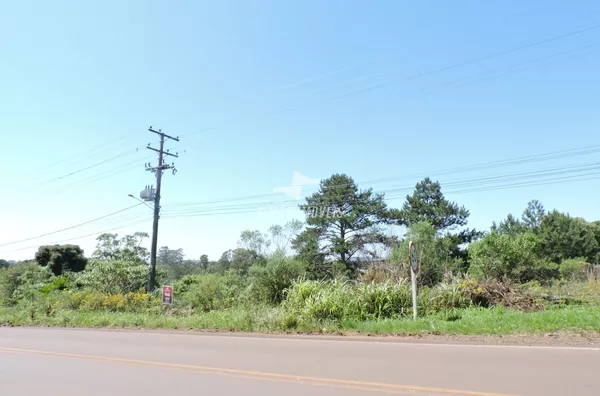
162,285,173,305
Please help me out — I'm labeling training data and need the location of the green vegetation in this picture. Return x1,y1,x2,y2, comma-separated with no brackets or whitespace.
1,174,600,336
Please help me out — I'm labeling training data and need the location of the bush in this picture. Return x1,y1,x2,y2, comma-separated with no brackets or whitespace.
8,264,54,301
39,274,76,294
1,262,48,304
76,260,166,294
468,231,559,284
37,290,159,312
175,272,245,312
560,258,591,282
248,255,307,304
391,222,467,286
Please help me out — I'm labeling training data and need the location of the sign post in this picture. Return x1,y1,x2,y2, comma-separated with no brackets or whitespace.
409,241,419,320
162,285,173,305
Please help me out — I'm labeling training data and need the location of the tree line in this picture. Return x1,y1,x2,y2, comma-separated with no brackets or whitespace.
3,173,600,287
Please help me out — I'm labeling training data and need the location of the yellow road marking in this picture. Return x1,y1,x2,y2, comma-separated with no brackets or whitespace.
0,346,519,396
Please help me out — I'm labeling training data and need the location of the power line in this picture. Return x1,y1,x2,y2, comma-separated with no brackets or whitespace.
275,21,600,114
160,161,600,218
0,203,144,248
414,41,600,97
181,21,600,144
49,155,154,194
50,147,144,182
13,145,148,198
160,142,600,211
272,53,389,92
160,171,600,220
30,135,147,177
0,215,152,254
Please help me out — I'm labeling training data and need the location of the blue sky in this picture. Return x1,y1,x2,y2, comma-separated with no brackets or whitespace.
2,0,600,261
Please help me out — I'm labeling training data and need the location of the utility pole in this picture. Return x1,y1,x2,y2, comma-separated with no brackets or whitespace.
145,126,179,293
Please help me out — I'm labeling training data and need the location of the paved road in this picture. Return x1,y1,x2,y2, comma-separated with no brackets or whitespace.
0,328,598,395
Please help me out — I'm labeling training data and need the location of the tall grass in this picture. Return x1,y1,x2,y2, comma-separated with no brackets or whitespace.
282,279,473,321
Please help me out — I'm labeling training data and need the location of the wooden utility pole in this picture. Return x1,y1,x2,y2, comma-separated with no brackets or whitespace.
146,126,179,293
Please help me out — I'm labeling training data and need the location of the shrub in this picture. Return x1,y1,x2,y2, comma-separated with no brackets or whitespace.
66,290,157,312
1,262,42,303
176,272,245,312
10,264,54,301
248,255,307,304
468,231,559,284
391,222,467,286
560,258,591,282
39,274,76,294
76,260,166,294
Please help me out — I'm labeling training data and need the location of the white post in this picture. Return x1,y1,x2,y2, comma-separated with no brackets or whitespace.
411,268,418,320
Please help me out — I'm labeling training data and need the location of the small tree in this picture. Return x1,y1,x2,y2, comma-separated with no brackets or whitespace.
77,260,166,294
34,244,87,276
539,210,598,263
269,220,303,256
391,221,465,286
521,199,546,233
238,230,271,256
468,231,559,284
491,214,526,235
248,253,307,304
93,232,149,264
389,177,469,231
299,173,389,273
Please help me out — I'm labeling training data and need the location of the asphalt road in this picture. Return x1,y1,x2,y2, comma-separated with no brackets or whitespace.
0,328,598,396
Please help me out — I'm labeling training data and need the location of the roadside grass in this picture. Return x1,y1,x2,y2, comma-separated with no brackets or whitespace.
1,305,599,336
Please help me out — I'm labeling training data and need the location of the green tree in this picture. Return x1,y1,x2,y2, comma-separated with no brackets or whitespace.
78,259,166,294
291,227,328,279
521,199,546,232
268,220,303,256
34,244,87,276
0,261,44,303
238,230,271,255
468,231,559,283
157,246,204,281
214,248,266,275
248,253,307,304
391,221,465,286
0,259,9,269
199,254,210,270
299,173,389,272
389,177,469,231
491,214,526,235
538,210,598,262
389,178,480,266
157,246,184,266
93,232,149,264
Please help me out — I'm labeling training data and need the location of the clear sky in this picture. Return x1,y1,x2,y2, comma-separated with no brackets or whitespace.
2,0,600,262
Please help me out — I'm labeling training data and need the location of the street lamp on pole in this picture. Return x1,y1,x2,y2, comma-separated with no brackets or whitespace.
128,194,154,210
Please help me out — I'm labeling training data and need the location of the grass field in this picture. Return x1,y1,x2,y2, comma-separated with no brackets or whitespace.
2,305,599,336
